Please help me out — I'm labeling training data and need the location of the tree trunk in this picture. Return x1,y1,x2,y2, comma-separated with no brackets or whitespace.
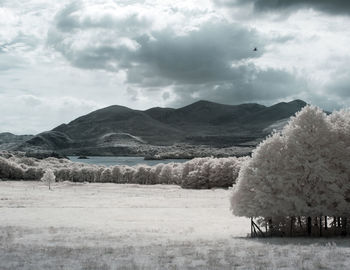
325,216,328,230
341,217,347,236
251,217,253,238
319,216,322,236
307,217,312,236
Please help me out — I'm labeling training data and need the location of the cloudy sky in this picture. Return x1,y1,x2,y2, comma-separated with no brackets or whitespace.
1,0,350,134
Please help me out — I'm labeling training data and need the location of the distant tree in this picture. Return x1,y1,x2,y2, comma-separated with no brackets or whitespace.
111,166,122,183
159,163,174,184
152,163,164,184
80,167,96,182
54,168,70,182
0,157,26,180
41,169,56,190
181,157,244,189
0,150,246,188
101,168,113,183
208,157,245,188
121,166,136,183
94,167,105,182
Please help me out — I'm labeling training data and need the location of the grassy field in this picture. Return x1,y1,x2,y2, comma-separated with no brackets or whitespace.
1,181,350,269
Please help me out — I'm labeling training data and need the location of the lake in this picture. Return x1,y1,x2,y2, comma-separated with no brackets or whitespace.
68,156,189,167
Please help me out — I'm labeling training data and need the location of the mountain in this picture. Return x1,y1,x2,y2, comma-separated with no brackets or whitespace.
16,99,307,155
0,132,34,150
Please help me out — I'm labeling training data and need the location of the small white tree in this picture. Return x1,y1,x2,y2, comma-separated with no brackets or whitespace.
41,169,56,190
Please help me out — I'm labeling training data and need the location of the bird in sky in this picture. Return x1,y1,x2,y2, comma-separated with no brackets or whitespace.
253,47,258,51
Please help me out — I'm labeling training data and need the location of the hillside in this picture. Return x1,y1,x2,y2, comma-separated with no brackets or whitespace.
0,133,34,150
15,99,307,155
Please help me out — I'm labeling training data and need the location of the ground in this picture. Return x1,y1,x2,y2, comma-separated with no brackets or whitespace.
1,181,350,269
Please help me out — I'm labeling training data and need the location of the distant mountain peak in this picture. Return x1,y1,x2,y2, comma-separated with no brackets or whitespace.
289,99,307,105
181,100,224,109
0,132,14,136
191,100,218,105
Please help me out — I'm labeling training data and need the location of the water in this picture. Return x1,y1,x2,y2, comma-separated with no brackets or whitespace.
68,156,189,167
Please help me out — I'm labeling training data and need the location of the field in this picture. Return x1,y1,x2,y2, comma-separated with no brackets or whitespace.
1,181,350,270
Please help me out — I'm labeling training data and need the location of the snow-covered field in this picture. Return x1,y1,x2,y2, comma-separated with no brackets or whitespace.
1,182,350,269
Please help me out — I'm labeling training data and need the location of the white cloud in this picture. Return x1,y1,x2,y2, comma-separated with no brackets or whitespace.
0,0,350,133
0,94,100,134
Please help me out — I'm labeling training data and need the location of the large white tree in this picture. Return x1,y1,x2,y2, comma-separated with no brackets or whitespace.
231,105,350,219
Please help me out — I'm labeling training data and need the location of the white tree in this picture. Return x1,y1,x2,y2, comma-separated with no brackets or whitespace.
208,157,244,188
101,168,113,183
111,166,122,183
231,105,350,235
1,150,245,188
159,163,175,184
41,169,56,190
181,157,244,189
151,163,164,184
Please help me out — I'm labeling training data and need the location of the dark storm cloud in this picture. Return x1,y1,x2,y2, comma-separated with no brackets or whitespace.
128,24,264,85
168,66,305,107
49,6,266,83
47,1,305,107
219,0,350,15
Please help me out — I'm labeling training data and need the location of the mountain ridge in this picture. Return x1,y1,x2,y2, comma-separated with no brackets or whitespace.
11,99,307,155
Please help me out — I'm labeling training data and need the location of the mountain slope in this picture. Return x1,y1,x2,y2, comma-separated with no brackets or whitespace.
52,105,183,144
17,99,307,154
0,132,34,150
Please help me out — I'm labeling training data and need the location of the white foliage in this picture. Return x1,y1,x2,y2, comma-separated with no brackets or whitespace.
0,151,246,188
231,105,350,218
159,163,176,185
181,157,245,189
101,168,113,183
41,169,56,190
111,166,122,183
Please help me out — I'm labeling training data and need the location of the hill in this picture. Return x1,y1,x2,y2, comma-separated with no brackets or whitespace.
0,132,34,150
16,99,307,155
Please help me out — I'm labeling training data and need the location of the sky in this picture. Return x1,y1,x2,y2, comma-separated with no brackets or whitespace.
1,0,350,134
